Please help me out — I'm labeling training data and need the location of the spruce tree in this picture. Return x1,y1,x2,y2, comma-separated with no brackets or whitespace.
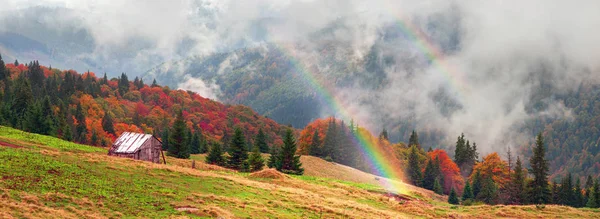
433,178,443,195
478,176,498,204
448,187,460,204
528,133,550,204
11,75,33,128
322,119,337,159
74,104,87,143
248,145,265,172
190,131,201,154
423,156,441,190
199,129,208,153
407,145,423,187
462,181,474,201
102,111,115,135
472,170,483,199
167,110,190,159
254,128,269,153
206,142,226,166
309,129,322,156
227,127,249,170
587,184,598,208
118,72,129,96
575,178,584,208
0,54,6,81
508,156,526,204
408,130,420,149
161,129,169,150
278,129,304,175
268,146,281,169
90,130,98,146
559,173,574,206
379,127,388,140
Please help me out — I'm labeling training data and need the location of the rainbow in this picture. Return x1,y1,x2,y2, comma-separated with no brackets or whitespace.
266,12,459,194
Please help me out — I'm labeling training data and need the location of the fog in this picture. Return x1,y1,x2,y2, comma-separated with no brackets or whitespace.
3,0,600,154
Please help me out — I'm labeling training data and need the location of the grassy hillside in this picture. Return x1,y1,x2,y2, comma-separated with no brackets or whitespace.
1,126,599,218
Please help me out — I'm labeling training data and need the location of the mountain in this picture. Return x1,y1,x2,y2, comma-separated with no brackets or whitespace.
0,59,288,151
1,125,598,218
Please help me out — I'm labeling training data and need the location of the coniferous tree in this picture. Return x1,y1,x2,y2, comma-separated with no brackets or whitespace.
118,73,129,96
278,129,304,175
74,104,87,143
227,127,248,170
587,181,598,208
594,180,600,208
190,131,201,154
248,145,265,172
0,54,6,81
101,73,108,85
472,170,483,199
508,156,526,204
528,133,550,204
167,110,190,159
478,176,498,204
14,59,18,66
198,129,208,153
575,178,584,208
586,176,595,189
309,129,322,156
551,182,559,204
161,129,169,150
151,79,158,87
322,119,337,159
433,178,443,195
206,142,226,166
408,130,420,149
407,145,423,187
254,128,269,153
448,187,460,204
423,156,441,190
11,75,33,128
559,173,574,206
102,111,115,135
268,146,281,169
379,127,388,140
462,181,474,201
90,130,98,146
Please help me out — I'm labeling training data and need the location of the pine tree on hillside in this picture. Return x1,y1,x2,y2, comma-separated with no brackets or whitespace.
575,178,584,208
199,129,208,153
472,170,483,199
248,145,265,172
322,119,337,159
433,178,443,195
167,110,190,159
587,181,598,208
102,111,115,135
190,131,201,154
408,130,420,149
161,129,169,150
278,129,304,175
118,72,129,96
508,156,526,204
379,127,388,140
462,181,474,201
594,180,600,208
448,187,460,204
454,133,466,165
586,176,595,189
268,146,281,169
254,128,269,153
550,182,559,204
528,133,550,204
407,145,423,187
478,176,498,204
558,173,574,206
0,54,7,81
151,79,158,87
206,142,226,166
309,129,322,156
74,104,87,143
11,75,33,128
227,127,249,170
423,156,441,190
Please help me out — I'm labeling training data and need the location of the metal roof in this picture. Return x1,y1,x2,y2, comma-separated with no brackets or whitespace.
112,132,153,153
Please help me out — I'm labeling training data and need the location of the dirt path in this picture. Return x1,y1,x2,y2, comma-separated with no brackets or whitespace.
0,140,22,148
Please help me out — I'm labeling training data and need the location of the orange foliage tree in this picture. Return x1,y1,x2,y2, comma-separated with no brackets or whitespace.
429,149,464,194
469,152,510,189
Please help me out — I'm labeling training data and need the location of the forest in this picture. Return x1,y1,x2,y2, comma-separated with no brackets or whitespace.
1,55,600,208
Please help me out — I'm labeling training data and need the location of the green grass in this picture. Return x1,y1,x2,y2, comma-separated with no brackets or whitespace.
2,126,600,218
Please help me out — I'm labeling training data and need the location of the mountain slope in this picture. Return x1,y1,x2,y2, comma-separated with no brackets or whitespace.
1,126,599,218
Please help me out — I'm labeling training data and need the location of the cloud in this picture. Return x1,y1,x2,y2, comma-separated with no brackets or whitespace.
177,74,220,100
3,0,600,154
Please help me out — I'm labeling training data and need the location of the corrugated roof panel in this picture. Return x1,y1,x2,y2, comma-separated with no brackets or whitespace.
113,132,153,153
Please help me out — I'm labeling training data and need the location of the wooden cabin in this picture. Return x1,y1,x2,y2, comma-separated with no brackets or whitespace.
108,132,165,164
